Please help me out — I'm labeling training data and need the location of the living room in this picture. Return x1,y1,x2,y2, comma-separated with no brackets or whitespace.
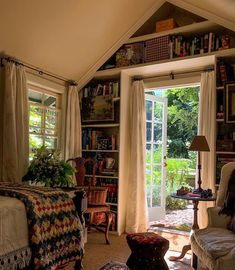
0,1,235,270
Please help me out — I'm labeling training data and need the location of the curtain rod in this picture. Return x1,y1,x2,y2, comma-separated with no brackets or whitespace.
133,67,214,81
1,56,78,86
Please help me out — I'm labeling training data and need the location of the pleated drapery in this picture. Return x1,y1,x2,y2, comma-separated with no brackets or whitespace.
65,85,82,160
198,71,216,228
125,80,148,233
0,62,29,182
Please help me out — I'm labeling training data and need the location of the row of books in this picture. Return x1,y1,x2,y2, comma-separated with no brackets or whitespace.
101,32,232,69
82,129,117,151
216,60,234,86
83,81,119,98
169,33,230,58
100,181,118,204
217,156,235,163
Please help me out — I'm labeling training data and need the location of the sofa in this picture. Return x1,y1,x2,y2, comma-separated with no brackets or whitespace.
191,162,235,270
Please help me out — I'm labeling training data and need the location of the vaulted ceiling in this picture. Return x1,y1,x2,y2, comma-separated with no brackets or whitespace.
0,0,235,86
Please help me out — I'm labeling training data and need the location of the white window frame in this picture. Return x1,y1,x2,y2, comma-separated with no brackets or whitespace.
28,84,62,155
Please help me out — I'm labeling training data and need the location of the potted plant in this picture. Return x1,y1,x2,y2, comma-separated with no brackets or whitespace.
23,146,74,187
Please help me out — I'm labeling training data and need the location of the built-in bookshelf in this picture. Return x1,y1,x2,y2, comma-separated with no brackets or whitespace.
82,4,235,232
99,19,235,71
80,79,121,231
215,57,235,184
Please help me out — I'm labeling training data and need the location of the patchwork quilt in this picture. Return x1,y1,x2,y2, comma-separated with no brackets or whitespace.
0,182,84,270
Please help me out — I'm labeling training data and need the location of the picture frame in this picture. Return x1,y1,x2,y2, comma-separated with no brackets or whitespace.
82,95,114,122
225,82,235,123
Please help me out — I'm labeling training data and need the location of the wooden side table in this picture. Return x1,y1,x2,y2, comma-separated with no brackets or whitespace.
168,193,216,267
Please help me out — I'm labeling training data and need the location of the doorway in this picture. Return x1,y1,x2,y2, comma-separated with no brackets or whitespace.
145,85,199,229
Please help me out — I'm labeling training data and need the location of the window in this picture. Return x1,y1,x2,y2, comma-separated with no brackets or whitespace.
28,85,61,159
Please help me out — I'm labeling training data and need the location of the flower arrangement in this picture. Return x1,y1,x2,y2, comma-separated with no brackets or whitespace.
23,146,74,187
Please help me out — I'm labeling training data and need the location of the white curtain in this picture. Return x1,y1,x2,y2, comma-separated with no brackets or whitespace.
198,71,216,228
0,62,29,182
65,85,82,160
125,80,148,233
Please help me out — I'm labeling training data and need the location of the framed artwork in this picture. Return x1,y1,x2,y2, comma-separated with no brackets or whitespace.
82,96,114,122
225,82,235,123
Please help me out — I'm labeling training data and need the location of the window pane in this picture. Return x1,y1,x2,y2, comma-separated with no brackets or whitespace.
45,129,56,135
45,137,57,149
146,100,152,120
153,165,161,186
29,134,43,149
28,91,43,104
146,185,151,208
153,144,162,164
153,123,162,142
146,164,151,184
146,144,152,163
146,122,152,141
45,110,57,129
152,185,161,207
154,102,163,122
29,127,41,134
29,105,42,127
44,94,57,108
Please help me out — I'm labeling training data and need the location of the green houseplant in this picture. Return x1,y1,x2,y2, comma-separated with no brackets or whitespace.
23,146,74,187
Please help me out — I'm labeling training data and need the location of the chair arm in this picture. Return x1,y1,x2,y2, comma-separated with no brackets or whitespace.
207,207,231,228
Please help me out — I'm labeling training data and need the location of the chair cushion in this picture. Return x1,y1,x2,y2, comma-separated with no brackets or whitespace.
193,227,235,259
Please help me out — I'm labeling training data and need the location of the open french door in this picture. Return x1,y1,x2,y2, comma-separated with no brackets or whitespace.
145,94,167,222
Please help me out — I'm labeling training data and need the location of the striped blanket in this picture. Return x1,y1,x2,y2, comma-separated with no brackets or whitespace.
0,182,84,270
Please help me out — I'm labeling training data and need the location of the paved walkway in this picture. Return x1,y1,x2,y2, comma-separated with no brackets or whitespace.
150,204,193,232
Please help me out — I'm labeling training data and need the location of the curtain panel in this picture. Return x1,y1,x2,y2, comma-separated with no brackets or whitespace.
65,85,82,160
198,71,216,228
0,62,29,182
125,80,148,233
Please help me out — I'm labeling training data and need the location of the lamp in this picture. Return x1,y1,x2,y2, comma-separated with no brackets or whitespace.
189,135,210,193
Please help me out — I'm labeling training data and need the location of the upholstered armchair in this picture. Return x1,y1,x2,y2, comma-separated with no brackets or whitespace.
191,162,235,270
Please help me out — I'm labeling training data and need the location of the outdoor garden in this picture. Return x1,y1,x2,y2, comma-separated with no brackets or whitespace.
146,86,199,230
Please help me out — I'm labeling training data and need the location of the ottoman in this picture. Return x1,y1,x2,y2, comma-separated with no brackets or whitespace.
126,232,169,270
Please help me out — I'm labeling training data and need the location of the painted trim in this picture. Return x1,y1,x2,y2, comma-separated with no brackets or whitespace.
144,75,201,89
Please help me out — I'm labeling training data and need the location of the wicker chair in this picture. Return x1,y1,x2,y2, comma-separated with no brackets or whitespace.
67,157,112,244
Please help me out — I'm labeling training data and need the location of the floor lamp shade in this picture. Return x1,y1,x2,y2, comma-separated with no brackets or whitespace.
189,135,210,152
189,136,210,192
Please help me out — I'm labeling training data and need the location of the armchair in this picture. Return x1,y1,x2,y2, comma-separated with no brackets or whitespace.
191,162,235,270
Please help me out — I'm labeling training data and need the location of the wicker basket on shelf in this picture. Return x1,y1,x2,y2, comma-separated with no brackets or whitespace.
86,186,108,205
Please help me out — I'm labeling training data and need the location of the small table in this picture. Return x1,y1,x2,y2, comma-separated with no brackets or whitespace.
168,193,216,264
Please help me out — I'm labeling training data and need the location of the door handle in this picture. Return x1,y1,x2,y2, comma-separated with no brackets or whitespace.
163,156,167,167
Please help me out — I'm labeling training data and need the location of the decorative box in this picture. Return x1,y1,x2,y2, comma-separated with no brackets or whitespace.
156,18,176,33
116,42,144,67
145,36,170,63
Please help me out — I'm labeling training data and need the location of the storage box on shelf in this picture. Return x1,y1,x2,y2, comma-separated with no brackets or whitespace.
156,18,177,33
81,79,121,232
